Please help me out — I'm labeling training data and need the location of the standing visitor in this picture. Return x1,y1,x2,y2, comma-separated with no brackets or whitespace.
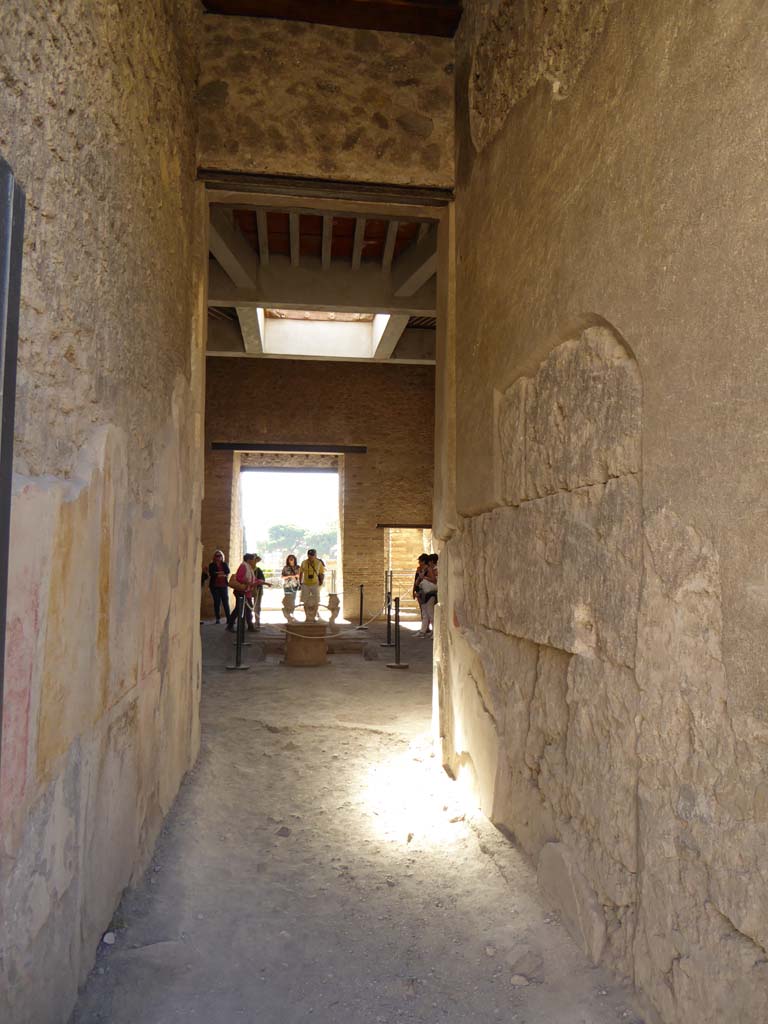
420,553,438,638
251,554,269,630
413,553,430,637
227,553,257,632
414,553,437,638
281,554,300,622
208,549,231,624
300,548,325,622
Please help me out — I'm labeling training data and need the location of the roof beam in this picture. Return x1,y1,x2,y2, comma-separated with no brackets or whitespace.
289,212,300,268
207,314,245,354
382,219,399,273
236,306,265,355
208,207,260,289
352,216,365,269
256,209,269,266
208,257,436,316
392,222,438,297
322,214,333,270
372,313,410,360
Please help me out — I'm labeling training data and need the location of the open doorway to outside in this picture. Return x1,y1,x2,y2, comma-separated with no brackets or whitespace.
240,458,341,616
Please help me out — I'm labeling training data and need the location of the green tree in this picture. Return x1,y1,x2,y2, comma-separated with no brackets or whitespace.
267,523,306,551
304,528,338,557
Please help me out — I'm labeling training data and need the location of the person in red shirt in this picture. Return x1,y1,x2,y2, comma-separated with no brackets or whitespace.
207,549,231,624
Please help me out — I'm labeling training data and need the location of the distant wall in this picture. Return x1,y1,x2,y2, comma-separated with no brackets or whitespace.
198,15,454,187
0,4,206,1022
203,358,434,620
435,2,768,1023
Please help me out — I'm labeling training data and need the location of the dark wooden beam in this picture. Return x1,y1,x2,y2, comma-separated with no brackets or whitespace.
212,442,368,454
376,523,432,528
201,1,462,38
241,466,339,474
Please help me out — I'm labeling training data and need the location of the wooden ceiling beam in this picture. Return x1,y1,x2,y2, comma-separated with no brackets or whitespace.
392,222,437,296
255,209,269,266
289,212,300,268
372,313,410,359
207,257,437,316
321,215,333,270
351,216,366,270
201,1,462,38
381,220,399,273
208,207,260,289
236,306,265,354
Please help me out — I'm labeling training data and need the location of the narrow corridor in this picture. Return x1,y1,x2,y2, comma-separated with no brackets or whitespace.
72,626,643,1024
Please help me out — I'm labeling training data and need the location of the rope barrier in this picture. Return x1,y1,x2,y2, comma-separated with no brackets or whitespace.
279,602,389,640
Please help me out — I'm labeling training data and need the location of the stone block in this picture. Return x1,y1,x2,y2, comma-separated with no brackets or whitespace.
463,474,641,667
497,327,641,507
537,841,606,965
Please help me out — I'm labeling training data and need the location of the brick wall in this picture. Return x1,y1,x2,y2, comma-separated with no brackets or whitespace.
387,527,433,616
201,450,242,617
203,358,434,620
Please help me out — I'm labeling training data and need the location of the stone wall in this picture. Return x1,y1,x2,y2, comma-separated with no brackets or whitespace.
198,15,454,187
0,4,205,1022
436,2,768,1022
203,358,434,621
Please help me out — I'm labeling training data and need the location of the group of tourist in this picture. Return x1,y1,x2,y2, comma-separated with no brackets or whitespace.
203,549,269,631
413,552,438,638
203,547,327,631
205,547,439,635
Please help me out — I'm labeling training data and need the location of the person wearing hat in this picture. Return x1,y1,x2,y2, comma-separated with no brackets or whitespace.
299,548,325,622
251,553,271,631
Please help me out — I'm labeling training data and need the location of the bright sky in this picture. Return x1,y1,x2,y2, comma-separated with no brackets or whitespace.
240,470,339,551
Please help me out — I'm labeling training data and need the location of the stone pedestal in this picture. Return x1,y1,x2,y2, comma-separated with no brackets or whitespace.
303,586,320,623
282,591,297,622
283,623,328,666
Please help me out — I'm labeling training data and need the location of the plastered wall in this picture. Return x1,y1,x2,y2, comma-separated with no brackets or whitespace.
435,2,768,1022
0,3,206,1021
203,358,434,621
198,15,454,187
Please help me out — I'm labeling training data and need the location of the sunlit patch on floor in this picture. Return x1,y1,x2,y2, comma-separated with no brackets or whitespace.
359,733,478,846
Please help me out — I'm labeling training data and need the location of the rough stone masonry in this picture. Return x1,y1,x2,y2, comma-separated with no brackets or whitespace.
0,3,206,1022
436,2,768,1022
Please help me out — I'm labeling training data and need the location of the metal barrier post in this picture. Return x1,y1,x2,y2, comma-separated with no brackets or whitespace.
226,595,249,670
356,583,368,631
386,597,408,670
380,580,394,648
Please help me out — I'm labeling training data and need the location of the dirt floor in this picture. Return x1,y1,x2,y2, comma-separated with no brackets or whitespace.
72,617,645,1024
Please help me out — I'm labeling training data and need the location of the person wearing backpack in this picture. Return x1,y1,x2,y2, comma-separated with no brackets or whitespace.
299,548,324,622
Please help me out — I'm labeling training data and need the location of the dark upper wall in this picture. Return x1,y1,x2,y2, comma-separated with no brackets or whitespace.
198,16,454,186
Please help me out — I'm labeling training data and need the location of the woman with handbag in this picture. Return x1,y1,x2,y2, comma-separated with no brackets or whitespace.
226,553,257,632
207,549,231,624
281,554,300,621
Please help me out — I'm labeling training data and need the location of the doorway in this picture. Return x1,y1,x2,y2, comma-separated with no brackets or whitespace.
240,462,341,614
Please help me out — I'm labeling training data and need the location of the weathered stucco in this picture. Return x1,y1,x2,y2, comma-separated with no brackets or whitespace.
0,3,206,1022
198,15,454,187
436,2,768,1021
